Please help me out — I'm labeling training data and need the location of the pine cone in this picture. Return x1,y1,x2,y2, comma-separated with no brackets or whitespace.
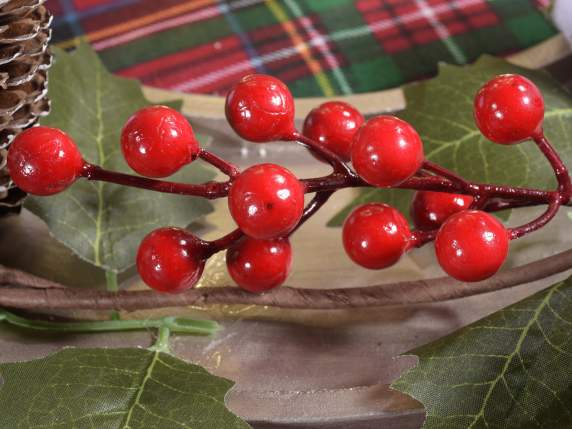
0,0,52,215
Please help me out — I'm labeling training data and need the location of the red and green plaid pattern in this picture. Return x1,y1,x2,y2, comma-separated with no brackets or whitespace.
46,0,557,97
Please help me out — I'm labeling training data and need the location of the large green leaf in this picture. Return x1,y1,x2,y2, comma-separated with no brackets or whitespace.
392,275,572,428
28,43,214,272
0,347,251,428
329,56,572,226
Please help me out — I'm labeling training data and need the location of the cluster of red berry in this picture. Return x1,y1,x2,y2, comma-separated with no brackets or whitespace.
6,72,570,294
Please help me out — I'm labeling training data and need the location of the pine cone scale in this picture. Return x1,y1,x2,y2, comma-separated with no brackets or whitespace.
0,1,52,213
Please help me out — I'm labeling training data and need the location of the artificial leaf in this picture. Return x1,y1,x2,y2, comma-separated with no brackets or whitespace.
28,43,214,272
392,275,572,428
0,347,251,428
329,56,572,226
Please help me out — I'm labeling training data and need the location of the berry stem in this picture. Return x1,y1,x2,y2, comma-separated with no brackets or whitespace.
422,160,472,191
79,133,571,251
509,195,561,240
290,131,356,177
205,228,244,256
533,131,572,203
81,162,231,199
292,191,335,234
80,159,556,206
410,229,437,247
198,149,240,178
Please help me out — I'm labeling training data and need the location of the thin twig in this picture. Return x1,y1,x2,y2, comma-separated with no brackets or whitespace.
1,249,571,311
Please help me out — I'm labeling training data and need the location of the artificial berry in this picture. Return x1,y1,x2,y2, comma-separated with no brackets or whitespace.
474,74,544,144
226,236,292,293
7,126,84,196
342,203,411,269
351,115,424,187
121,105,199,178
228,163,304,239
410,191,474,230
435,210,509,282
136,227,206,293
302,101,364,161
225,74,295,143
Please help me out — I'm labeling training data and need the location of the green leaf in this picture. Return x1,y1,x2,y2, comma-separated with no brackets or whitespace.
329,56,572,226
392,276,572,428
0,347,251,428
28,43,214,272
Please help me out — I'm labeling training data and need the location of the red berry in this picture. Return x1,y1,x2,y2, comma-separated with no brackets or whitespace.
225,74,295,143
228,163,304,239
435,210,509,282
226,236,292,293
474,74,544,144
121,105,199,178
7,126,84,196
302,101,364,161
342,203,411,269
410,191,474,231
136,227,206,293
351,115,424,187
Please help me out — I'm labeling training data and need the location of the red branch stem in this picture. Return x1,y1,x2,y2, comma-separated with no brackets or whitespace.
198,149,240,178
19,129,563,315
80,129,570,257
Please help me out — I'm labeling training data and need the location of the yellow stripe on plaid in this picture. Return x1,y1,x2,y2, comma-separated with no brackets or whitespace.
265,0,335,97
57,0,217,49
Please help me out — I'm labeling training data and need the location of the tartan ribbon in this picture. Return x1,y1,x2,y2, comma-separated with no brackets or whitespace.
47,0,556,97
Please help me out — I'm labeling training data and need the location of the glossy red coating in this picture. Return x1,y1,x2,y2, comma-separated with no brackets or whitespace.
411,191,474,230
474,74,544,144
7,126,84,196
342,203,411,269
226,236,292,293
228,163,304,239
225,74,295,143
435,210,509,282
121,105,199,178
302,101,364,161
136,227,205,293
351,115,424,187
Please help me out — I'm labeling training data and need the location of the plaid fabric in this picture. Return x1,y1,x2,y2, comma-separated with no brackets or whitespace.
46,0,557,97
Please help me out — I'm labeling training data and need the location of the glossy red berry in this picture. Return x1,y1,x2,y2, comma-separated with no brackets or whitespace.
225,74,295,143
342,203,411,269
351,115,424,187
226,236,292,293
435,210,509,282
302,101,364,161
410,191,474,231
136,227,206,293
7,126,84,196
228,163,304,239
474,74,544,144
121,105,199,178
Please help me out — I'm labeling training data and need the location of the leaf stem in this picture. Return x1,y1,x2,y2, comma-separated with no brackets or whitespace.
150,324,172,353
105,271,119,293
105,271,120,320
0,309,219,335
